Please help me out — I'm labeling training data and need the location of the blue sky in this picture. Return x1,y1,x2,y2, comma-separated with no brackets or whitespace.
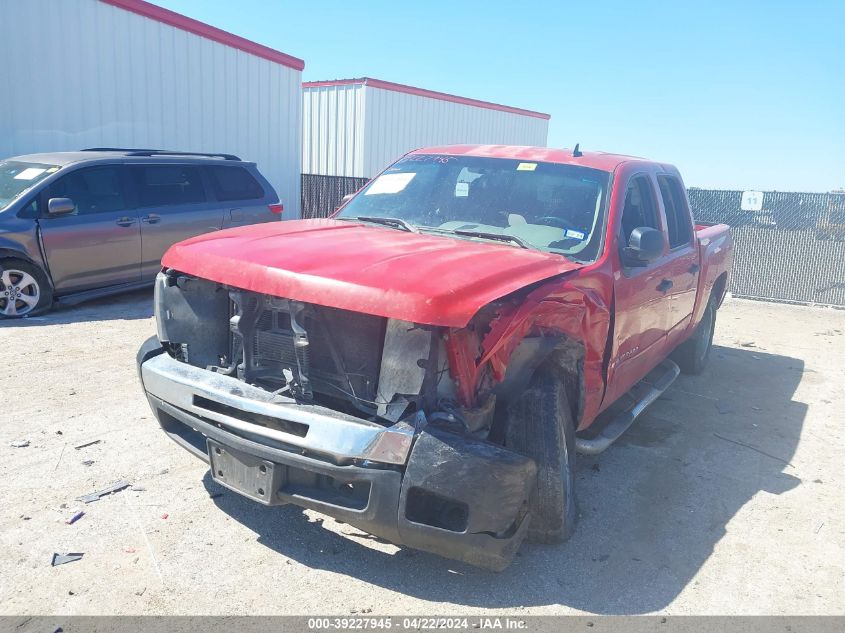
152,0,843,192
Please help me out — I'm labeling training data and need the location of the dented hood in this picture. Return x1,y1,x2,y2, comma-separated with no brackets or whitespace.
161,219,583,327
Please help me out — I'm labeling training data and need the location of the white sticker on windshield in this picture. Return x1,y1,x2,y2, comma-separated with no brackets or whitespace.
14,167,47,180
455,182,469,197
364,172,416,195
565,229,586,240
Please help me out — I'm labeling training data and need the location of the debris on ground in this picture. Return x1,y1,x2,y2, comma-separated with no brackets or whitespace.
161,513,169,520
715,400,735,415
10,439,31,448
82,460,95,467
76,480,130,503
123,547,137,554
73,439,101,450
713,433,794,467
740,341,757,347
130,485,146,491
51,552,84,566
65,509,85,525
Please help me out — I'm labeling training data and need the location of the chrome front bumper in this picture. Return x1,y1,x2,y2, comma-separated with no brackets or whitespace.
139,349,416,465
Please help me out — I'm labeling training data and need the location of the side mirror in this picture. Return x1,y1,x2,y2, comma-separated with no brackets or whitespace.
623,226,664,266
47,197,75,215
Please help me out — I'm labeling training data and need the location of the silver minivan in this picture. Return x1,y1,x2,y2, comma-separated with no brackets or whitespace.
0,149,282,318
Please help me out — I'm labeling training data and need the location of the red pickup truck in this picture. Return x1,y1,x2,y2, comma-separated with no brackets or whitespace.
137,145,732,570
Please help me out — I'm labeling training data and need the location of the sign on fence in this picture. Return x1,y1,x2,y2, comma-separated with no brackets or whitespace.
740,190,764,212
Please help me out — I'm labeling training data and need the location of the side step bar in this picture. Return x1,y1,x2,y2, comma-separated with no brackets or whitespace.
576,359,680,455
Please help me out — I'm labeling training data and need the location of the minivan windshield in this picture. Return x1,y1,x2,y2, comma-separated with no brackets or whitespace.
336,155,611,262
0,161,59,210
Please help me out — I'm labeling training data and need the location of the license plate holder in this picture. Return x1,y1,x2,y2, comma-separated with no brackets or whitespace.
208,439,278,505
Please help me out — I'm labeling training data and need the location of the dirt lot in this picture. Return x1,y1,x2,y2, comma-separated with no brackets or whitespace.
1,293,843,615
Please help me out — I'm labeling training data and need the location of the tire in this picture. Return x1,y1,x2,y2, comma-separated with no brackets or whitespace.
672,298,716,375
0,258,53,318
505,368,577,543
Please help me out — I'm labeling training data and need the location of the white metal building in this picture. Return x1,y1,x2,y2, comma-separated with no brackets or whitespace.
302,78,550,179
0,0,304,216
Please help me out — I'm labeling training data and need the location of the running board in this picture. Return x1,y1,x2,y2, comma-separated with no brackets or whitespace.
576,359,680,455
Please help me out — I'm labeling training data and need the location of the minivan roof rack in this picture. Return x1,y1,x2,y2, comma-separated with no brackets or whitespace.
81,148,241,161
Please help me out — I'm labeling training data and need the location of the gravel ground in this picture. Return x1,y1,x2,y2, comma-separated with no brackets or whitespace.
1,293,843,615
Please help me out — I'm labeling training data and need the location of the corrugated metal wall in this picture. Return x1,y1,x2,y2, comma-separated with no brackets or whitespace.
302,84,366,179
0,0,303,216
302,83,550,178
362,86,549,178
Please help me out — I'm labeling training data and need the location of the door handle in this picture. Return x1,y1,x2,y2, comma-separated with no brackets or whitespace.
688,263,700,274
115,217,136,227
229,208,243,221
657,279,674,293
141,214,161,224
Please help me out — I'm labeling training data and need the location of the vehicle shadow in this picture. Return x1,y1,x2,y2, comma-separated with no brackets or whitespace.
202,344,806,613
0,288,153,327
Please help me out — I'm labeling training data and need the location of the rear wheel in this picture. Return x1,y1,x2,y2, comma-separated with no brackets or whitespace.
0,259,52,318
505,368,577,543
672,298,716,374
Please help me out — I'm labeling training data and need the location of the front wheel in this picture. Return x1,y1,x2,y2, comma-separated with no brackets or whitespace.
672,298,716,374
0,259,53,318
505,368,577,543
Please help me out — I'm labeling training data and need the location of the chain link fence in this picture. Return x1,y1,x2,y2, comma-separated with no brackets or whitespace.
301,174,368,219
302,175,845,307
689,189,845,307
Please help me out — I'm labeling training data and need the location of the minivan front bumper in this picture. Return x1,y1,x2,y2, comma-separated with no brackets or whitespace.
137,337,536,570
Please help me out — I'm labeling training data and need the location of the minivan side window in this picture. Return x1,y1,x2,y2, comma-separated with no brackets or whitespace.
134,165,206,207
620,175,660,247
657,175,693,248
44,167,128,215
206,166,264,201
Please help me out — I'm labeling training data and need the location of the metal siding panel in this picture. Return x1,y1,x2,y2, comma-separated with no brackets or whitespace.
302,84,365,178
0,0,301,217
360,86,549,178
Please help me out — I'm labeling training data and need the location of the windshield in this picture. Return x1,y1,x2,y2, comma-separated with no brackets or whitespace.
336,154,610,262
0,161,59,210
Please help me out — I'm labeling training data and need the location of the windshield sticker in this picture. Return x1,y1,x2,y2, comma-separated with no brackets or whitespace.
364,172,416,195
516,162,537,171
565,229,586,240
398,155,455,165
455,182,469,197
14,167,47,180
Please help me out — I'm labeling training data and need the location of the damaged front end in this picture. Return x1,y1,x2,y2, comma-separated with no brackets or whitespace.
137,270,538,570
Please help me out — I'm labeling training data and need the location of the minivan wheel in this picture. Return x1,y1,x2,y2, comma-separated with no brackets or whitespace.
0,259,53,318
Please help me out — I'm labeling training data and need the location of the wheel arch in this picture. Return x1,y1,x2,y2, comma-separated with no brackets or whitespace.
711,272,728,308
496,334,586,429
0,250,55,291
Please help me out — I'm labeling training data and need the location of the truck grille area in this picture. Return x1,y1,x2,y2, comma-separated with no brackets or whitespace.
233,292,387,415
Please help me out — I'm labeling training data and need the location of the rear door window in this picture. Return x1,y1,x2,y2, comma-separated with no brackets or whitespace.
206,166,264,201
133,165,206,207
657,175,693,248
44,166,128,215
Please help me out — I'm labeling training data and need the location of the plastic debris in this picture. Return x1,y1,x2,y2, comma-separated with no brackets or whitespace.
66,509,85,525
130,485,146,491
715,400,735,415
10,439,30,448
74,439,101,450
76,480,130,503
51,552,83,566
161,513,169,520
